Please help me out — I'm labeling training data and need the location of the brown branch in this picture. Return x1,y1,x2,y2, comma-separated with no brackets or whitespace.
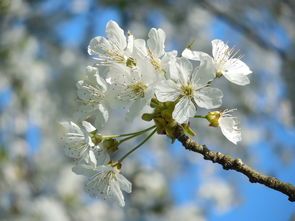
174,126,295,202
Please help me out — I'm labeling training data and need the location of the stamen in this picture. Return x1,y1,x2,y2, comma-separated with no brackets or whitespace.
181,84,194,97
127,82,147,98
148,49,165,73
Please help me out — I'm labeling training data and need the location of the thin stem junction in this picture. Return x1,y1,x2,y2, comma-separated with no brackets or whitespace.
118,128,157,163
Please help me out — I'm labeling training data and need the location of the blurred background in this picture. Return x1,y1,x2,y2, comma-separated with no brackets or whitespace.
1,0,295,220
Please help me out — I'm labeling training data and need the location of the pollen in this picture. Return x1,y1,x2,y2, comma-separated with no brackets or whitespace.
148,49,165,73
127,82,148,98
126,57,137,67
181,84,194,97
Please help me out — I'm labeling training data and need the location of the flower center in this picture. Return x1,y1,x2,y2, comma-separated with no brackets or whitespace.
127,81,148,98
181,84,194,97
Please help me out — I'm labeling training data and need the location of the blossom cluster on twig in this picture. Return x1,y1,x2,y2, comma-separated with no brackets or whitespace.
60,20,252,207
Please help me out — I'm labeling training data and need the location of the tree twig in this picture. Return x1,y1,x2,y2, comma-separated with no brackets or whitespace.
174,126,295,202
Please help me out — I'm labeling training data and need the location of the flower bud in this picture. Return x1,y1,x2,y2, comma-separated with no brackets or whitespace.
103,138,119,153
206,111,221,127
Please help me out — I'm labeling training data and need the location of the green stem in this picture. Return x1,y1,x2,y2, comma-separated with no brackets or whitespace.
118,133,140,144
103,125,156,139
118,129,157,163
194,115,207,119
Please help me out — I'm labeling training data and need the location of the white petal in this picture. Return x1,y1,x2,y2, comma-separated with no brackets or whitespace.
117,174,132,193
212,39,230,61
64,144,88,159
133,39,148,58
191,56,215,86
72,164,97,177
219,117,241,144
172,97,196,124
147,28,166,58
74,104,97,122
60,121,82,135
95,149,110,165
161,50,177,75
126,34,134,56
176,57,193,85
223,59,252,85
88,36,112,56
82,121,96,133
110,180,125,207
194,87,223,109
155,80,181,102
86,66,108,91
60,121,91,159
125,98,147,122
94,104,109,130
88,149,97,166
106,20,126,51
76,80,104,102
182,48,211,61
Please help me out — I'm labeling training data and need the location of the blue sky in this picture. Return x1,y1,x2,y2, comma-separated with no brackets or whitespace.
1,1,295,220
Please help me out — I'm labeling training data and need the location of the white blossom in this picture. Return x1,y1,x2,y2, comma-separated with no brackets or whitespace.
88,20,134,66
60,121,110,164
72,164,132,207
75,66,109,129
182,39,252,85
218,110,242,145
107,62,158,120
155,57,223,123
134,28,177,76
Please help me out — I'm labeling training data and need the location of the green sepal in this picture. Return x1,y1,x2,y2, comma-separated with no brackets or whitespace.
142,113,154,121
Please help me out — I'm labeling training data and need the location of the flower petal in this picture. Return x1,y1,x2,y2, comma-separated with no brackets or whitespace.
88,36,112,56
133,39,148,58
194,87,223,109
72,164,97,177
82,121,96,133
223,58,252,85
64,143,88,159
117,174,132,193
161,50,177,77
176,57,193,85
95,149,110,165
86,66,108,92
126,34,134,56
155,80,180,102
191,56,215,86
172,97,196,124
94,104,109,130
60,121,82,135
76,80,104,102
110,180,125,207
106,20,126,51
147,28,166,58
125,98,148,122
212,39,230,61
219,117,241,144
182,48,211,61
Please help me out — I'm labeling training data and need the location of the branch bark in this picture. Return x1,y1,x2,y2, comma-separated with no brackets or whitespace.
174,126,295,202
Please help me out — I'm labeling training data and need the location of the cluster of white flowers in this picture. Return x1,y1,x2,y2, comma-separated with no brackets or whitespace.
60,20,252,207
